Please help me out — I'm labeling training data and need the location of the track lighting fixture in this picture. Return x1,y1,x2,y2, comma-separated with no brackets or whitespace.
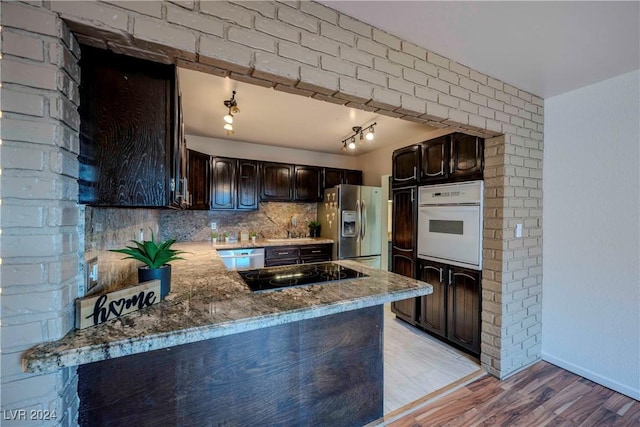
223,90,239,133
340,122,377,151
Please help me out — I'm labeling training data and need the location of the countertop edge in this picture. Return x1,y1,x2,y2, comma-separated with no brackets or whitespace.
23,286,430,374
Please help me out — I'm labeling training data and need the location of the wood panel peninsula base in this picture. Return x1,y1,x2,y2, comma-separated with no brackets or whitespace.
78,306,383,426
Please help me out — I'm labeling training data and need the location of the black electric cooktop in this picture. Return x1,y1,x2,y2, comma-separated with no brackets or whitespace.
238,262,368,292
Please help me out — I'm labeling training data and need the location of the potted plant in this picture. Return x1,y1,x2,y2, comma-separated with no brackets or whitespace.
110,230,186,299
211,231,218,245
223,231,230,243
308,221,321,237
250,231,257,244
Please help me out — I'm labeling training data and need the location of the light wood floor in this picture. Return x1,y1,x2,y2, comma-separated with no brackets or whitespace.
387,360,640,426
383,304,482,414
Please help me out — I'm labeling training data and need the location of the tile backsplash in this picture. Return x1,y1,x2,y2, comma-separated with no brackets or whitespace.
84,203,317,292
159,202,317,242
84,207,161,294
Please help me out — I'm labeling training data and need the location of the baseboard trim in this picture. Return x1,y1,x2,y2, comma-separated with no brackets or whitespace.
542,351,640,400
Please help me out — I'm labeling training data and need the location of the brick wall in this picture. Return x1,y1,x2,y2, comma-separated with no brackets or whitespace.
1,3,81,425
1,0,543,421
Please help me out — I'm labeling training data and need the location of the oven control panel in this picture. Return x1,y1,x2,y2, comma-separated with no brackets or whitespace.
419,180,483,205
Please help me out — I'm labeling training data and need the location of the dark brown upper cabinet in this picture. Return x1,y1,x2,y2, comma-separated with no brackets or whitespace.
392,145,421,187
192,155,257,211
294,166,322,202
260,162,294,201
211,157,236,209
186,151,363,208
323,168,344,189
344,170,363,185
187,149,210,210
421,135,449,181
78,45,186,207
236,160,258,210
420,133,484,184
323,168,363,190
449,133,483,181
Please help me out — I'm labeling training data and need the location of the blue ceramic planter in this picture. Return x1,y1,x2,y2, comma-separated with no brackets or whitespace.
138,264,171,299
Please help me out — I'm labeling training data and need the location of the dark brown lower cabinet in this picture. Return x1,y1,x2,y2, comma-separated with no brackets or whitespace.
418,259,481,356
418,260,447,338
299,245,332,264
390,253,417,324
264,244,332,267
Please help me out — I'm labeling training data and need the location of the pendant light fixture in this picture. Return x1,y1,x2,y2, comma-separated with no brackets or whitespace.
341,122,377,151
222,90,239,134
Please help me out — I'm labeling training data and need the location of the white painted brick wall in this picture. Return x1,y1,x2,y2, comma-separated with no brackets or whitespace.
167,5,224,36
3,0,544,421
1,6,82,423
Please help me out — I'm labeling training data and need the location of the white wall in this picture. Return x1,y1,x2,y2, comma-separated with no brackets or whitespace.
542,70,640,399
187,134,358,169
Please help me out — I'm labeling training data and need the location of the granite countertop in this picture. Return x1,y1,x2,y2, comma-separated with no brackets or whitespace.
22,241,433,374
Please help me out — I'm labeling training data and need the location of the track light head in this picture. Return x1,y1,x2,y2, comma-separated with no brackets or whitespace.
223,91,239,133
365,126,375,141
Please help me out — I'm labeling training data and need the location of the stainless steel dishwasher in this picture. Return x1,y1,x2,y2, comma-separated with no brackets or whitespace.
217,248,265,270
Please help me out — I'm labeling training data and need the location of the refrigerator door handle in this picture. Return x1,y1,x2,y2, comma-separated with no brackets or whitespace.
355,199,361,241
360,200,367,240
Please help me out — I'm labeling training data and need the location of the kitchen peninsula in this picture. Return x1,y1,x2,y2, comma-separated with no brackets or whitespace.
23,241,433,426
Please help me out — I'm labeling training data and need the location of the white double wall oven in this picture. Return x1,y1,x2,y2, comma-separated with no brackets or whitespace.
417,181,484,271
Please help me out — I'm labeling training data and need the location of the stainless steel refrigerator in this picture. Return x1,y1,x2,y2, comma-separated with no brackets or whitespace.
318,184,382,268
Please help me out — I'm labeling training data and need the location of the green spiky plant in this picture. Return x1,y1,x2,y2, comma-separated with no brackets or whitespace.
110,229,186,269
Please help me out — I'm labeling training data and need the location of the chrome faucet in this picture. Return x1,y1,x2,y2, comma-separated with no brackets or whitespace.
287,216,297,238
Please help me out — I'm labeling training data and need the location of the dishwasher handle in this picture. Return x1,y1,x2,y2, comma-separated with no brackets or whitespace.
219,252,263,258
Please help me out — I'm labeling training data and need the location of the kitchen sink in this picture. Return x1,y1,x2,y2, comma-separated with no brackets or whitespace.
265,238,317,243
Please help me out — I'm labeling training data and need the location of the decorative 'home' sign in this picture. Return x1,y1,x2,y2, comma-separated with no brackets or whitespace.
75,280,161,329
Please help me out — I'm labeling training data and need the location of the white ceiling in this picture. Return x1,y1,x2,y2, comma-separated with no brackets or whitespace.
181,1,639,156
179,68,438,156
319,1,640,99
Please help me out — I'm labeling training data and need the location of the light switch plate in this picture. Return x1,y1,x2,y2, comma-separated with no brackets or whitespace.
515,223,523,238
87,257,99,291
